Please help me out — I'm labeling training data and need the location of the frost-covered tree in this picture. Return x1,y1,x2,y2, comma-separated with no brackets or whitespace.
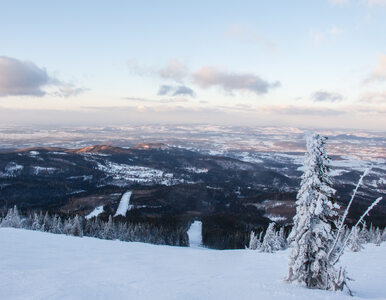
349,226,364,252
71,215,83,237
31,212,41,231
103,215,116,240
382,228,386,242
374,228,382,246
42,212,52,232
0,205,23,228
51,215,63,234
260,223,280,253
287,133,341,290
278,227,287,250
248,231,261,250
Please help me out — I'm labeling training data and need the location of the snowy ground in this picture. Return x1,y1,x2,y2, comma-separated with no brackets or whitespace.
0,228,385,300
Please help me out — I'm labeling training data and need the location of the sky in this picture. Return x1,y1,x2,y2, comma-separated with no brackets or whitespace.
0,0,385,130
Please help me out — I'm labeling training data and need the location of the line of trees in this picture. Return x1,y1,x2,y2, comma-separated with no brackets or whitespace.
248,221,385,253
0,206,189,246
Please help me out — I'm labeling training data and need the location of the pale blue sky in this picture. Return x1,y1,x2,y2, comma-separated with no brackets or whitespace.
0,0,385,129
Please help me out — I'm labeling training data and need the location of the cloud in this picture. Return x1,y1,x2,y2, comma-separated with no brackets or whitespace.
173,85,195,97
157,85,196,97
330,0,386,6
359,91,386,103
254,105,346,116
127,59,155,76
226,25,277,50
0,56,85,98
329,25,344,35
330,0,349,4
159,59,188,81
0,56,50,96
309,31,325,45
51,84,87,98
157,85,173,96
367,0,386,6
312,90,344,102
365,54,386,83
193,66,280,95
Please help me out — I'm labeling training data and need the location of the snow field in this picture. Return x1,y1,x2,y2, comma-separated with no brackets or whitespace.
0,228,385,300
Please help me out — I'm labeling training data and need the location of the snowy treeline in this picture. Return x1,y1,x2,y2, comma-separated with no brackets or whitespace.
0,206,189,246
248,222,287,252
248,222,385,253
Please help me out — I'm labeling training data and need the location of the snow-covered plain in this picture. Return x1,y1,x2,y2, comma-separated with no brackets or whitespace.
0,228,385,300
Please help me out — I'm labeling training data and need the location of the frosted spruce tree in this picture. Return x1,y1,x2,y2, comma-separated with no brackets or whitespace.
260,223,281,253
248,231,261,250
349,226,364,252
287,133,342,290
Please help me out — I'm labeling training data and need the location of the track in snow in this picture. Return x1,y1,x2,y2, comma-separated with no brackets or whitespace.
187,221,202,247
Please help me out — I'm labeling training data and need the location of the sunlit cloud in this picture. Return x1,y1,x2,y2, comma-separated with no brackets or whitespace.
159,59,189,82
364,54,386,83
193,66,280,95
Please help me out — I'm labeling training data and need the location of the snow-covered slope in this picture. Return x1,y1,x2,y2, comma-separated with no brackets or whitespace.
187,220,202,247
0,228,385,300
114,191,133,217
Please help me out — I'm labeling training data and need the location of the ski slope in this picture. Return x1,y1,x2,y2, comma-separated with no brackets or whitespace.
0,228,385,300
114,191,133,217
85,205,104,219
187,220,202,247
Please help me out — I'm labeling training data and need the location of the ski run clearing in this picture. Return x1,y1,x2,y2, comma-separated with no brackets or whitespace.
85,205,104,220
1,228,386,300
114,191,133,217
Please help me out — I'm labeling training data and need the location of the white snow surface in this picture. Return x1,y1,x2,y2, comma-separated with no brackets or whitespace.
85,205,104,219
187,221,202,247
1,228,386,300
114,191,133,217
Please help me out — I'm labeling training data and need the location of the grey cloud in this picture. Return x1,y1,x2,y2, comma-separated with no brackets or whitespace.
53,85,87,98
157,85,173,96
312,90,344,102
157,85,195,97
193,67,280,95
0,56,49,96
0,56,85,98
173,85,195,96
